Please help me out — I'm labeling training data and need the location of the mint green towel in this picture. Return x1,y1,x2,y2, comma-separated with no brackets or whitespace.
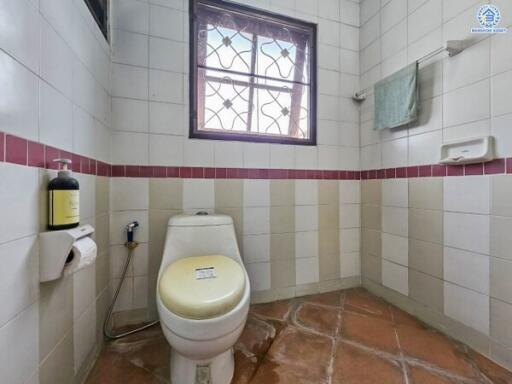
374,62,418,130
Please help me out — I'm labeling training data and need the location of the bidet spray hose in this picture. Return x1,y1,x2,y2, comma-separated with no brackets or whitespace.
103,223,159,340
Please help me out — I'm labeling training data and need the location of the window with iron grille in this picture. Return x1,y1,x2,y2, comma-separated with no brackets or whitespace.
190,0,317,145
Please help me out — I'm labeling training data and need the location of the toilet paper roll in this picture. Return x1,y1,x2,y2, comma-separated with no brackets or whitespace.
63,237,97,276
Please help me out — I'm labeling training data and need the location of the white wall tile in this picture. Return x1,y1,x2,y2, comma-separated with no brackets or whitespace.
360,0,380,24
295,231,318,259
111,29,149,67
382,179,408,208
407,27,442,63
0,303,38,384
492,70,512,117
341,228,360,253
491,32,512,76
110,277,133,312
339,122,359,147
381,0,407,33
110,245,134,279
149,37,185,72
73,303,96,372
360,13,380,49
112,131,149,165
243,180,270,207
407,0,442,43
444,212,490,255
214,141,244,168
381,20,407,60
318,145,339,170
112,63,148,100
41,19,73,98
73,264,96,321
133,276,149,309
150,133,184,165
0,236,38,328
444,176,490,214
339,181,361,204
246,262,271,291
360,39,380,73
443,0,480,22
382,260,409,295
339,24,359,51
492,113,512,158
408,130,442,165
183,179,215,210
443,118,490,144
382,138,408,168
444,247,489,294
243,207,270,235
149,102,184,135
340,203,361,228
340,252,361,278
111,0,149,34
243,234,270,263
444,282,489,335
296,257,319,285
295,180,318,206
443,79,490,128
0,164,39,244
382,206,408,237
269,145,295,169
149,70,184,103
111,178,149,211
339,0,360,27
0,0,40,73
0,51,39,140
149,5,184,40
243,143,270,168
40,81,73,151
183,139,213,167
340,48,359,75
410,96,442,136
112,98,149,133
443,39,490,93
382,233,408,266
295,206,318,232
319,0,339,21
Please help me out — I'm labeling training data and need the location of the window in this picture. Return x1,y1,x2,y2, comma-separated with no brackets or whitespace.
84,0,109,40
190,0,317,145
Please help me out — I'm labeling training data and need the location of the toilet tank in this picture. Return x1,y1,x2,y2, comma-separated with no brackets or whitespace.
159,214,242,273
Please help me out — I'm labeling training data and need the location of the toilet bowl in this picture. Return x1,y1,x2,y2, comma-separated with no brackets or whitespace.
156,214,251,384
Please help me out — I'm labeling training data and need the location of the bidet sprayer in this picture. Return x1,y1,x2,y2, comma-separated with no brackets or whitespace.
125,221,139,243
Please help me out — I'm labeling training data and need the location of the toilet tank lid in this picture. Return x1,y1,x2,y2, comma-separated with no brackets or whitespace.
168,214,233,227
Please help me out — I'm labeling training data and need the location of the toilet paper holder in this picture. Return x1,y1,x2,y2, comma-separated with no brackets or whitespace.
39,224,97,283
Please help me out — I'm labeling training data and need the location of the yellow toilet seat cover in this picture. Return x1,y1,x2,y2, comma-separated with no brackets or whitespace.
159,255,246,320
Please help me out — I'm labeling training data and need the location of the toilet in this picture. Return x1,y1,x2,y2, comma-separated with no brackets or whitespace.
157,213,251,384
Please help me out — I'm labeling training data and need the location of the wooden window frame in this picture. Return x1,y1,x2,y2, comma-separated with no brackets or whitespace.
189,0,317,146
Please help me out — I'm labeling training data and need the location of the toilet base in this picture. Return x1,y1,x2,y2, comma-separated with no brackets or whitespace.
171,348,234,384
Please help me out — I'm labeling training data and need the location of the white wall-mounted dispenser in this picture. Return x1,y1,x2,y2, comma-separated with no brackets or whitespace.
439,136,495,165
39,224,97,283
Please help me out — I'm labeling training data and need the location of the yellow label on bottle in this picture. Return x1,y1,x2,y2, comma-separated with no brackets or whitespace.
49,190,79,226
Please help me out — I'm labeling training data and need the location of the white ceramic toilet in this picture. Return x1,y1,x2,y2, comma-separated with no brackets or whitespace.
157,213,251,384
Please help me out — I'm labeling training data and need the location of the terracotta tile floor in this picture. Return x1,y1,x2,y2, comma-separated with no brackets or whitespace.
85,288,512,384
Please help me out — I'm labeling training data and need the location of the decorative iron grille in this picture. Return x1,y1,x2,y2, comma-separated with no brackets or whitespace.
190,0,317,145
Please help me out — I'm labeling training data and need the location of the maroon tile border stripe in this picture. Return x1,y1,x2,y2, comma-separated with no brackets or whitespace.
2,131,512,180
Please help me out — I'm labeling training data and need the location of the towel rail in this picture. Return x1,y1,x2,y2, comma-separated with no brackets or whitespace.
352,40,465,102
